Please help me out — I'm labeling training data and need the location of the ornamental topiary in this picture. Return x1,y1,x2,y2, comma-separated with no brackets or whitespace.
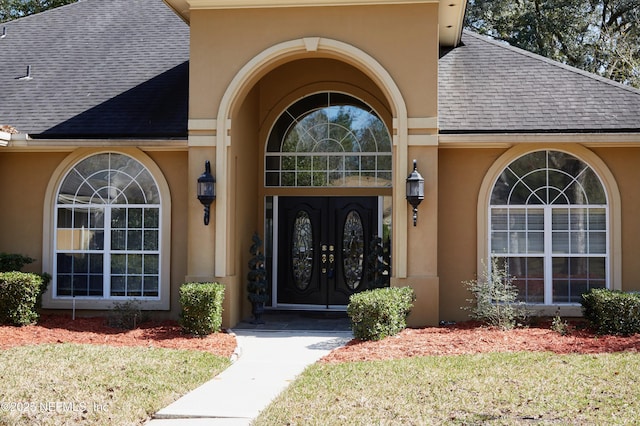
247,232,269,324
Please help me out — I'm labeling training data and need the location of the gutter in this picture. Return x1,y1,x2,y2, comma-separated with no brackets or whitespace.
438,132,640,148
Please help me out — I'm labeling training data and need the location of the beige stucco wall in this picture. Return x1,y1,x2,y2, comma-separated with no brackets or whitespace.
437,147,502,322
591,147,640,292
0,152,68,272
188,3,438,119
147,150,189,317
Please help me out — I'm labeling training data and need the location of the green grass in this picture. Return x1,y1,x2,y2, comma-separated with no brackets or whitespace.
0,344,230,425
255,352,640,425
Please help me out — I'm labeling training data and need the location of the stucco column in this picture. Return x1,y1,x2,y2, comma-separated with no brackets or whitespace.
393,125,439,326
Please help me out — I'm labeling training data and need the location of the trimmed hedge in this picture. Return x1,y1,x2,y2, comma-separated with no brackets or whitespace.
581,288,640,336
347,286,415,341
179,282,225,336
0,272,43,326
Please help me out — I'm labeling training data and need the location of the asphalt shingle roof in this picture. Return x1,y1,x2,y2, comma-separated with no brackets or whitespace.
439,30,640,134
0,0,189,138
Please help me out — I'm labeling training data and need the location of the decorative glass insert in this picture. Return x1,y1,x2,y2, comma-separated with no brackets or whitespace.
342,210,364,290
490,151,608,304
291,210,313,290
55,153,161,298
266,92,392,187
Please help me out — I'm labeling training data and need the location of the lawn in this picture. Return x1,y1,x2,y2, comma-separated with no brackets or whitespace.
0,344,230,425
255,351,640,425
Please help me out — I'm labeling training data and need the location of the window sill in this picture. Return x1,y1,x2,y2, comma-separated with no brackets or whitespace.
524,304,583,317
42,296,169,311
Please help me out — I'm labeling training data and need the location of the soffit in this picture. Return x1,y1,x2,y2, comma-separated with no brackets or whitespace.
164,0,465,47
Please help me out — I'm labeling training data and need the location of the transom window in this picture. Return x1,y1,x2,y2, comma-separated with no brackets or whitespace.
490,150,608,304
265,92,392,187
54,153,161,299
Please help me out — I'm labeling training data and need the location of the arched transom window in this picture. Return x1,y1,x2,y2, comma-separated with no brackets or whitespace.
266,92,392,187
490,150,608,304
54,153,161,299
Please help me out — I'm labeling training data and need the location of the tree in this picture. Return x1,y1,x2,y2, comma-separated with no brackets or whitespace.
1,0,77,23
465,0,640,88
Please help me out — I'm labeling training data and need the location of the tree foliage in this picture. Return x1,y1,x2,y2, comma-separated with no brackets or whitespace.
465,0,640,88
1,0,77,23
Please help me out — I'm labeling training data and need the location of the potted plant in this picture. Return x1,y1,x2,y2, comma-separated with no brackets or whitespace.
247,232,269,324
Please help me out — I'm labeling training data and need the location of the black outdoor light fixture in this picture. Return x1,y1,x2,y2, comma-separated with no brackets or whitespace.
405,159,425,226
197,160,216,226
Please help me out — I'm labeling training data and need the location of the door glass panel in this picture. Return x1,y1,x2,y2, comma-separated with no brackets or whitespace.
343,210,364,290
292,211,313,290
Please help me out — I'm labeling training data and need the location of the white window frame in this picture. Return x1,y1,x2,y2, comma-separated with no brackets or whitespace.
477,145,621,316
42,149,171,311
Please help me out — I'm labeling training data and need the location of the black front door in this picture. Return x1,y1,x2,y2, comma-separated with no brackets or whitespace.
277,196,378,307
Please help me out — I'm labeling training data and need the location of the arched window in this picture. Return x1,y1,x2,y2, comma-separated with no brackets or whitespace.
489,150,608,304
54,153,162,299
265,92,392,187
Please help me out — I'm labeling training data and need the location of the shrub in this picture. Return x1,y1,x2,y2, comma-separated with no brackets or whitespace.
0,253,50,309
179,282,225,336
462,258,528,330
0,253,35,272
550,314,570,336
0,272,43,325
108,299,149,329
347,286,415,341
581,288,640,336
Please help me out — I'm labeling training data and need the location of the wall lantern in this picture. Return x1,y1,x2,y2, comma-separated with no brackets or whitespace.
197,160,216,226
405,159,424,226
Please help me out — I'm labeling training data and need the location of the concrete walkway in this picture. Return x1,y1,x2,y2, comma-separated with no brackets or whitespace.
147,325,352,425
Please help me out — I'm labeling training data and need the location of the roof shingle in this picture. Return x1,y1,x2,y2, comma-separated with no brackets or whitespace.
0,0,189,138
439,31,640,134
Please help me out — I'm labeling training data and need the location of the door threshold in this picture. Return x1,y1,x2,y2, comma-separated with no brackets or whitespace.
234,309,351,331
270,304,347,312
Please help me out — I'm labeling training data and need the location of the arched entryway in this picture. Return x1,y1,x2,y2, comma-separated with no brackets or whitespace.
187,36,424,325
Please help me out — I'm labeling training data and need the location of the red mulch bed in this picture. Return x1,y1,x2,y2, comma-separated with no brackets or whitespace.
0,314,237,358
2,316,639,363
321,320,640,363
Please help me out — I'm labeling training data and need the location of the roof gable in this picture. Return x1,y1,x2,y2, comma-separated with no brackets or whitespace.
439,31,640,134
0,0,189,138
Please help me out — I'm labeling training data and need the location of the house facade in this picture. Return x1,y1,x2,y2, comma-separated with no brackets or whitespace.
1,0,639,328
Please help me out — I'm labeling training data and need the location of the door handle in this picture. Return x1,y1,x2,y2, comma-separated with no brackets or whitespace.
321,244,328,274
328,245,335,278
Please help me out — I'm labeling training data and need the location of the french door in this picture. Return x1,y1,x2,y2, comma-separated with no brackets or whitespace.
277,197,378,307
